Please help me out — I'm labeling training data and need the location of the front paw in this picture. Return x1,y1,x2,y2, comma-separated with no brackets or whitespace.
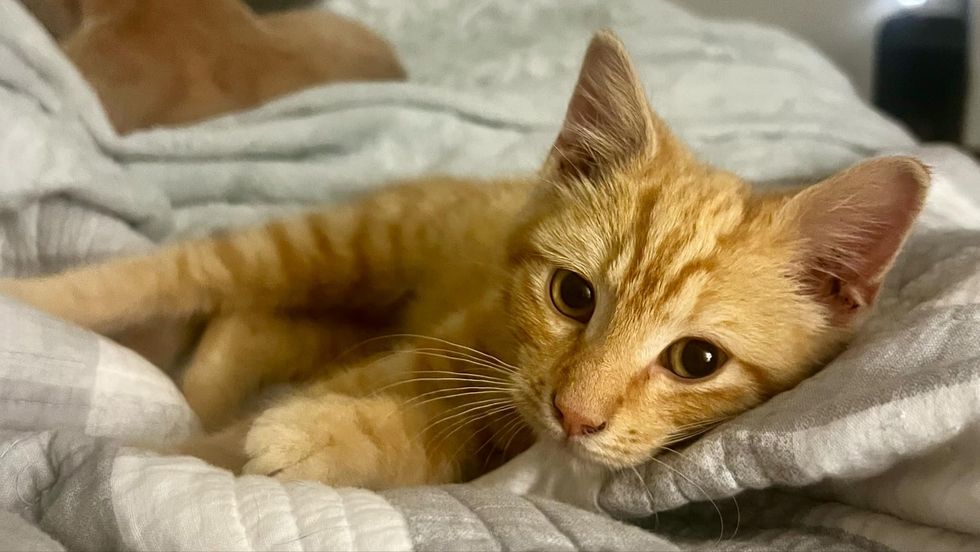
241,394,401,488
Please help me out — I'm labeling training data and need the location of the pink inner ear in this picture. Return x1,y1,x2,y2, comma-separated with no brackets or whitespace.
793,157,929,322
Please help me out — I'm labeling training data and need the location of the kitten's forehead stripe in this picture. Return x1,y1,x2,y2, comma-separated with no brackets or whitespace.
642,257,718,310
615,179,748,318
618,186,660,289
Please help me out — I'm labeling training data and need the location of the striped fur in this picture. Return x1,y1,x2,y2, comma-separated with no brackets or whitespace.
0,31,929,489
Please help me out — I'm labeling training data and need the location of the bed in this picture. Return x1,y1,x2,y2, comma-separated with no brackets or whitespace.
1,0,979,550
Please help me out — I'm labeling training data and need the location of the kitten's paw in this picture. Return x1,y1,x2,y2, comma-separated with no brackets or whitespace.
241,394,397,487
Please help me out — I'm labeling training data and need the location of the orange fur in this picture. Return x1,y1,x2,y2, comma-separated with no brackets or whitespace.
22,0,405,133
0,31,929,489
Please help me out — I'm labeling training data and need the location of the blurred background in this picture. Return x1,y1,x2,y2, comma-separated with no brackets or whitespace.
679,0,976,150
19,0,977,150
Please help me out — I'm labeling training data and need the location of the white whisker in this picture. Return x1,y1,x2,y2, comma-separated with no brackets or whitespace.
660,445,740,540
646,454,726,545
434,403,517,460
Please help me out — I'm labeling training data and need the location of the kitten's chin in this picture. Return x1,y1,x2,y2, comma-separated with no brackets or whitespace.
535,432,639,470
521,412,640,469
569,443,638,470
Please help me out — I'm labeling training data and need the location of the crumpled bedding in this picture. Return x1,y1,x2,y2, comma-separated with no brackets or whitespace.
1,0,978,550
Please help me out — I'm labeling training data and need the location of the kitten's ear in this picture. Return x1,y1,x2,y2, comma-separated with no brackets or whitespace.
785,156,930,325
543,30,658,181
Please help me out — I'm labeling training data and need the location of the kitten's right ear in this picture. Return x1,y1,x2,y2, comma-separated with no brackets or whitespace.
784,156,930,326
543,30,658,181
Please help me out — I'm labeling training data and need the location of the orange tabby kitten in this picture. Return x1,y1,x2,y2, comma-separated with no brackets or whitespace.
22,0,405,133
0,31,928,489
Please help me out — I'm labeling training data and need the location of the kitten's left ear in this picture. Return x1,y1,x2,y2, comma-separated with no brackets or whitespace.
785,156,930,325
543,30,661,181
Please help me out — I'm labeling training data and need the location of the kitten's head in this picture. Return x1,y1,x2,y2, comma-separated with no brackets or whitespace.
503,30,928,468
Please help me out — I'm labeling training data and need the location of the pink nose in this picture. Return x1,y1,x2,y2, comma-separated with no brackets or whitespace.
553,394,607,438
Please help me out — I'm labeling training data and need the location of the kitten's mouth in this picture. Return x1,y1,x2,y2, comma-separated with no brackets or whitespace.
523,404,636,468
514,390,640,468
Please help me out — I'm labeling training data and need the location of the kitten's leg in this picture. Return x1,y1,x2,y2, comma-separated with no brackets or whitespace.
0,178,488,333
178,419,252,473
178,388,446,488
177,387,438,488
240,352,447,488
241,389,439,488
181,312,375,430
111,316,204,372
182,353,467,488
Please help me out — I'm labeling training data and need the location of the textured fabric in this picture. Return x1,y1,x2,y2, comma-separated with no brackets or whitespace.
0,297,198,445
637,489,980,551
383,486,677,552
0,512,64,552
0,430,124,551
0,0,977,550
108,452,414,551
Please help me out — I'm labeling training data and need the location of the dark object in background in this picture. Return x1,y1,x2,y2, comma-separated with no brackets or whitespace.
246,0,320,13
874,2,969,142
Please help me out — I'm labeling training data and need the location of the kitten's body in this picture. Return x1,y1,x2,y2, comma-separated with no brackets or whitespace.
22,0,405,133
0,32,928,490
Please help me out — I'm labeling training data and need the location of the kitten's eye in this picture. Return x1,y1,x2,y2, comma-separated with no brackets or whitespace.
549,269,595,323
664,338,728,379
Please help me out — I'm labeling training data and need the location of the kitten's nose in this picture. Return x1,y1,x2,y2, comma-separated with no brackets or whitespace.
553,393,607,438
